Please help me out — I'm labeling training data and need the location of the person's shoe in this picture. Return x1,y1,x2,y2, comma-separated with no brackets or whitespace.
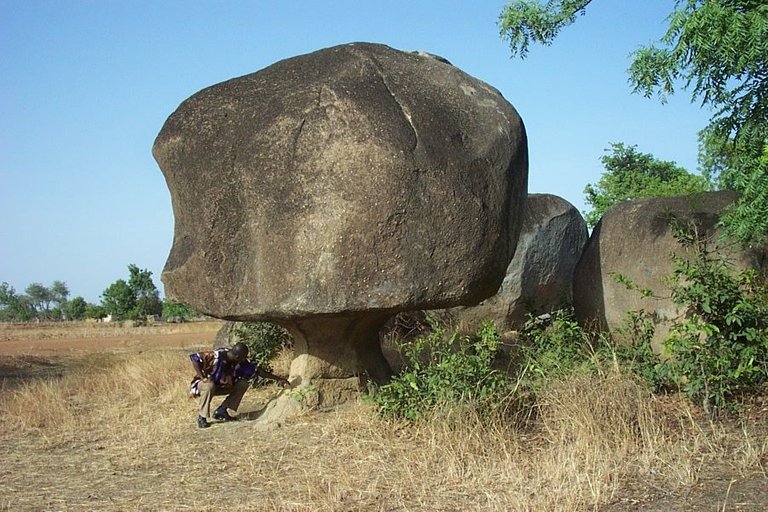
213,408,236,422
197,415,211,429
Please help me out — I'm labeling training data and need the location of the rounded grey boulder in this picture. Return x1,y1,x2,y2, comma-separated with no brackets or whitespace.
447,193,588,331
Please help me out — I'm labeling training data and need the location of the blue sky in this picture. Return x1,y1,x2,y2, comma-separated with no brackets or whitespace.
0,1,713,304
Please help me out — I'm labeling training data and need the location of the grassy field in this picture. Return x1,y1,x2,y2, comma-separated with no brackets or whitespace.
1,322,766,511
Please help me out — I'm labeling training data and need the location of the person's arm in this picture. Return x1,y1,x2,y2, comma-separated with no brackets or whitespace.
189,353,206,380
256,367,291,387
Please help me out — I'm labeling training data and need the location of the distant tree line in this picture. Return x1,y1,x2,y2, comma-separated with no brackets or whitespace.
0,264,198,323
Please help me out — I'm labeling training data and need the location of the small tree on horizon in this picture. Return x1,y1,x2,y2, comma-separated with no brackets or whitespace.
583,142,711,227
101,264,163,321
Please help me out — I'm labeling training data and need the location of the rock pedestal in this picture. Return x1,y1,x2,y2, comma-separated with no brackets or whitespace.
153,43,529,416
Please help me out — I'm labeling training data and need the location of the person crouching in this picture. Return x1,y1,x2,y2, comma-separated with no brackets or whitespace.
189,341,290,428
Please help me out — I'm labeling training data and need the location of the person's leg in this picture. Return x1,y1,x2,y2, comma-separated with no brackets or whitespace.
218,379,249,414
197,380,217,420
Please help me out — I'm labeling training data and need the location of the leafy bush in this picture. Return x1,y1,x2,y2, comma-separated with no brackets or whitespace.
232,322,292,378
517,309,607,383
162,301,198,322
369,318,513,421
660,230,768,414
611,223,768,415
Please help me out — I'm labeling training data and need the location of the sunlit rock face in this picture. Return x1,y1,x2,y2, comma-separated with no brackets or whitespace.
573,191,766,352
153,42,528,401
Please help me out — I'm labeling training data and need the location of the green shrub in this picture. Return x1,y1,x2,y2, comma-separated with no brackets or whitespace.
369,318,513,421
232,322,292,379
660,231,768,414
611,223,768,415
612,311,671,392
517,309,607,383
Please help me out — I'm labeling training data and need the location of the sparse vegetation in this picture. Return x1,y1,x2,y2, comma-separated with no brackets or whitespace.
2,323,765,511
369,319,512,421
608,222,768,416
661,225,768,414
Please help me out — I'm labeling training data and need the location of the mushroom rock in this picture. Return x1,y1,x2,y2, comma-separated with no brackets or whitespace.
153,43,528,414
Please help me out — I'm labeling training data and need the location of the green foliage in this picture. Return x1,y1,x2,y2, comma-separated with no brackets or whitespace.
0,282,35,322
498,0,592,59
101,264,162,321
85,303,107,321
500,0,768,245
628,1,767,138
628,0,768,248
660,227,768,413
232,322,292,376
50,280,69,309
101,279,135,321
62,296,88,321
609,271,656,298
162,301,198,322
370,319,513,421
0,280,72,321
610,223,768,414
583,143,711,228
717,143,768,247
127,264,163,318
518,309,608,383
25,282,54,319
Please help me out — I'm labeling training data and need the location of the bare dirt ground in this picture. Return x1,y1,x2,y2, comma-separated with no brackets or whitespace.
1,322,766,511
0,321,223,385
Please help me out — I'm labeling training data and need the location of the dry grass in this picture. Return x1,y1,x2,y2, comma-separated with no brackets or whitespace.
1,348,766,511
0,320,223,342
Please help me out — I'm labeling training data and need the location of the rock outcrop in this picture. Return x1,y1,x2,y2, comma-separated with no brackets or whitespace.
153,43,528,412
573,191,765,352
445,193,588,331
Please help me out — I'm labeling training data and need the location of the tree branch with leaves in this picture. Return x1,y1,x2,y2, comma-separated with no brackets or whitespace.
499,0,768,246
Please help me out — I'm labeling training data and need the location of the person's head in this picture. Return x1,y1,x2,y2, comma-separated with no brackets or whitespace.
229,342,249,363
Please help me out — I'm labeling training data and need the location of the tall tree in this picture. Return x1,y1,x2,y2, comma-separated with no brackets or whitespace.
101,264,163,321
25,282,53,319
0,282,35,321
127,264,163,318
101,279,136,321
63,296,88,321
499,0,768,246
583,142,711,227
50,280,70,310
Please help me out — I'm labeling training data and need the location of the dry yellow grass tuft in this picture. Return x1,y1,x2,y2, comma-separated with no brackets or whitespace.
1,348,766,511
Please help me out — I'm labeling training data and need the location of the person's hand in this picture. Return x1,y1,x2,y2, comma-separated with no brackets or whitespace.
279,377,292,388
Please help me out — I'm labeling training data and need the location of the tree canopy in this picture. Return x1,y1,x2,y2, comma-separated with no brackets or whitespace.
583,142,712,228
499,0,768,246
101,264,163,321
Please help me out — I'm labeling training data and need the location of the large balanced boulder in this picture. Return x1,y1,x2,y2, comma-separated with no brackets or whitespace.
442,193,588,331
573,191,765,352
153,43,528,412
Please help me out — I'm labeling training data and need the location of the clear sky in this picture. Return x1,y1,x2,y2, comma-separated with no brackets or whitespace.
0,0,713,304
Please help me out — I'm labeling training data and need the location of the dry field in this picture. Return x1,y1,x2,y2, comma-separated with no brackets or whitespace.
1,322,766,511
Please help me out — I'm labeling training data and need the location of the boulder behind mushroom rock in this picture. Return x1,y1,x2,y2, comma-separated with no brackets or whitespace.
435,193,588,332
153,42,528,320
573,191,766,352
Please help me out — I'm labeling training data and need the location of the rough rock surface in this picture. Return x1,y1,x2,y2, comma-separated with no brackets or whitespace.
446,193,588,331
573,191,766,352
153,43,528,409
